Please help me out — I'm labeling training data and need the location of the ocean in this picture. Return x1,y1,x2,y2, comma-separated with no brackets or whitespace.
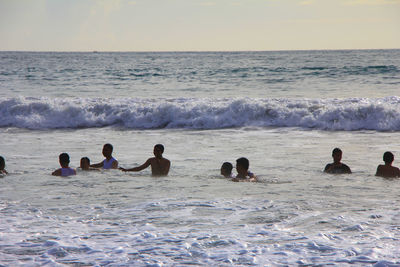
0,50,400,266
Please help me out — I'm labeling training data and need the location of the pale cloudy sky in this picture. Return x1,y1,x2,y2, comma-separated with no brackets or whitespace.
0,0,399,51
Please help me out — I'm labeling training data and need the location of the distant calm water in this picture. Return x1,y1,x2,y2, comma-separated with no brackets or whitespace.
1,50,400,265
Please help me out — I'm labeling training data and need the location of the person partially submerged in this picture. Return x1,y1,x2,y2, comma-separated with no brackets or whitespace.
376,151,400,178
232,157,257,182
0,156,8,175
119,144,171,176
52,153,76,177
79,157,99,171
324,148,352,174
221,162,234,178
91,143,118,169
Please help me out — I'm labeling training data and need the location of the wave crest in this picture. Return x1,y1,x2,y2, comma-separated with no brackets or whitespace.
1,97,400,131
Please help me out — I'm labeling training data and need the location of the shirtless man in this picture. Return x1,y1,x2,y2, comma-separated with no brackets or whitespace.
376,151,400,178
232,157,257,182
91,143,118,169
119,144,170,176
324,148,352,174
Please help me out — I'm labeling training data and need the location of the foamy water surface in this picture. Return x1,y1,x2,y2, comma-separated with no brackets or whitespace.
1,50,400,265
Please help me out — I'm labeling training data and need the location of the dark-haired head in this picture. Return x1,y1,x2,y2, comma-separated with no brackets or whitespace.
0,156,5,170
154,144,164,153
59,153,70,167
221,162,233,177
80,157,90,169
102,143,113,158
383,151,394,164
332,148,342,156
236,157,249,171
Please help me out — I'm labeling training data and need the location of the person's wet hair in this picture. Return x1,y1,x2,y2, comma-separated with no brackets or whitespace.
59,153,70,165
104,143,113,152
81,157,90,165
332,148,342,156
155,144,164,153
221,162,233,173
383,151,394,164
236,157,249,170
0,156,5,169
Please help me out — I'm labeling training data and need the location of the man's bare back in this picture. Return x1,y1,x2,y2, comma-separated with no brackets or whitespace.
376,164,400,178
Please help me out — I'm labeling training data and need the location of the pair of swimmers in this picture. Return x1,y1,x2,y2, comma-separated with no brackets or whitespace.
52,143,170,177
220,157,257,182
324,147,400,178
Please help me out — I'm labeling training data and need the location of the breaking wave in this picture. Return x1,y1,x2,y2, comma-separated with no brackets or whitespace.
1,96,400,131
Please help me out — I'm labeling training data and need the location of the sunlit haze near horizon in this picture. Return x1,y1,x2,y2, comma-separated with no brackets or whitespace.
0,0,399,52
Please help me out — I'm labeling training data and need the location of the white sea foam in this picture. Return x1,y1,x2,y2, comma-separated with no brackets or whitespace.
1,96,400,131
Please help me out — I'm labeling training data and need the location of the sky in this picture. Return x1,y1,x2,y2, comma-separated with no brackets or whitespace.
0,0,399,51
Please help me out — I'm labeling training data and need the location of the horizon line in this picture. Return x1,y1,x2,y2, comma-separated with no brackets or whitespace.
1,48,399,53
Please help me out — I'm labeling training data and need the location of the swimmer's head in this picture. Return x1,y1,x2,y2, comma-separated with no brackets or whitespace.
332,148,342,163
80,157,90,170
221,162,233,178
236,157,249,174
102,143,113,158
153,144,164,158
0,156,5,170
383,151,394,164
59,153,70,167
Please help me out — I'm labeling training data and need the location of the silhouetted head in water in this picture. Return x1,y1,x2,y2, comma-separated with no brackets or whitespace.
59,153,70,168
0,156,5,170
383,151,394,164
220,162,233,178
153,144,164,159
80,157,91,170
102,144,113,159
236,157,249,178
332,148,342,164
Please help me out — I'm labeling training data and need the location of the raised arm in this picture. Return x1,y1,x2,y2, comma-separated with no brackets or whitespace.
120,159,151,172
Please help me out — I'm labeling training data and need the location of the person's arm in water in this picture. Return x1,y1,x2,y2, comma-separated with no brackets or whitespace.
161,159,171,175
119,159,151,172
52,169,62,176
344,164,352,174
324,164,332,173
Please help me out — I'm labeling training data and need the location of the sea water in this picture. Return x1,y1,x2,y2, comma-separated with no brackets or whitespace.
0,50,400,266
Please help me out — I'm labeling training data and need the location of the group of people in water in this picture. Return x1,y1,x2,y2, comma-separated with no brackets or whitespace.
1,146,400,180
321,147,400,178
49,143,171,177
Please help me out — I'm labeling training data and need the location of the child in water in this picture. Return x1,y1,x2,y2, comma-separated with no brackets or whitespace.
220,162,234,178
52,153,76,177
79,157,99,171
0,156,8,175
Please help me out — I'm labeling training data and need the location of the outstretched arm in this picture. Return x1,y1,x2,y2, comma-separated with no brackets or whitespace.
120,159,151,172
90,161,103,168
